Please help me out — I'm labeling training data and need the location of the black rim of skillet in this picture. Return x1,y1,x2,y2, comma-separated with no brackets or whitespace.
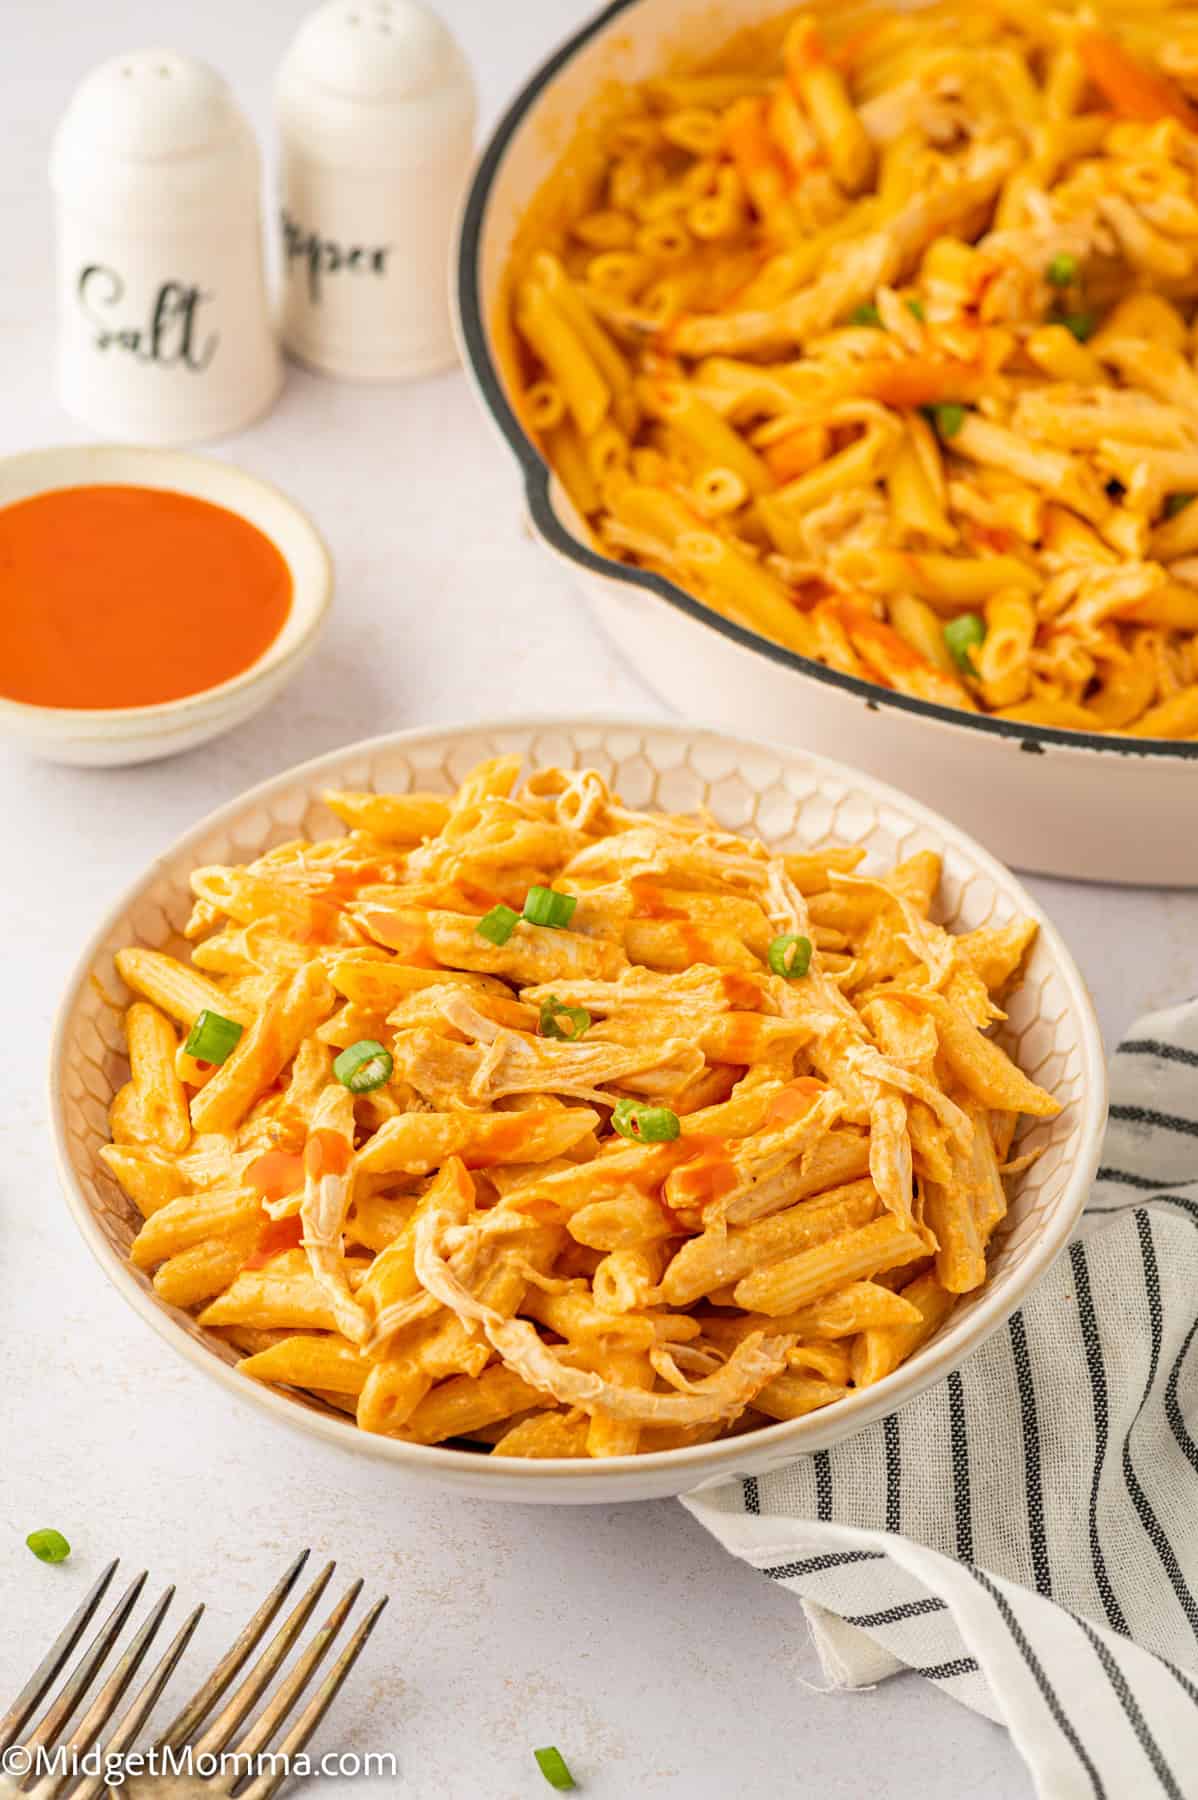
454,0,1198,764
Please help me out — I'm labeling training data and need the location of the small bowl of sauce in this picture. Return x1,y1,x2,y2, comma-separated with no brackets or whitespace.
0,446,331,764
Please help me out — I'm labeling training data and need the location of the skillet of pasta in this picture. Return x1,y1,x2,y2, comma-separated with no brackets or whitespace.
99,756,1059,1459
505,1,1198,738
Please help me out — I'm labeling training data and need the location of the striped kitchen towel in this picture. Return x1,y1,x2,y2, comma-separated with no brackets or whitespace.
684,997,1198,1800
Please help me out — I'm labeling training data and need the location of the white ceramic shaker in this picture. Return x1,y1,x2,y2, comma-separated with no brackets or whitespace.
275,0,476,380
50,51,281,445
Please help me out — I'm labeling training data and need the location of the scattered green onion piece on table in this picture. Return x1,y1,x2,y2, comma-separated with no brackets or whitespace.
850,303,881,327
333,1039,393,1094
1165,493,1194,519
929,402,966,438
477,903,520,945
1060,311,1095,342
522,886,578,929
944,612,986,673
767,933,813,979
539,995,591,1041
1046,252,1077,287
906,297,925,320
27,1529,70,1564
183,1009,244,1066
611,1099,680,1143
533,1747,576,1791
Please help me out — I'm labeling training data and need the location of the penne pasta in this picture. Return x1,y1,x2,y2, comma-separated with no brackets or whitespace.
504,1,1198,738
101,756,1058,1456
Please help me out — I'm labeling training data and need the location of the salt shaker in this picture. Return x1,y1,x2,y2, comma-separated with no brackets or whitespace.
50,50,282,445
275,0,476,380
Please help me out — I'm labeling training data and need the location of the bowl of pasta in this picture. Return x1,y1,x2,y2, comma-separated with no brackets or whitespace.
51,718,1105,1502
456,0,1198,885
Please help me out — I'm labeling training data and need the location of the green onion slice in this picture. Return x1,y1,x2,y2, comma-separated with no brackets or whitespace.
1165,492,1194,519
333,1039,393,1094
1046,252,1077,287
183,1009,244,1065
906,297,925,320
849,303,881,327
1060,311,1095,342
611,1099,680,1143
928,401,966,438
533,1747,576,1791
522,886,578,929
944,612,986,673
27,1529,70,1564
539,995,591,1041
767,934,813,980
477,903,520,946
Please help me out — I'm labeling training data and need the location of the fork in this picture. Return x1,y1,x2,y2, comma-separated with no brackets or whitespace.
0,1551,387,1799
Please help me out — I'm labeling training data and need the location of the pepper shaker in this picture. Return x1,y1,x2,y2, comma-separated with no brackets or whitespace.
50,50,281,445
275,0,476,380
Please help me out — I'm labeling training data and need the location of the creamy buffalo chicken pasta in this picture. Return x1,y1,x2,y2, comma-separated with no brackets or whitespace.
506,2,1198,737
100,759,1059,1458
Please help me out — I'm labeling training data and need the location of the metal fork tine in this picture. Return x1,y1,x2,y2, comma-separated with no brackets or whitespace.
156,1549,311,1753
0,1560,119,1754
33,1585,178,1787
215,1580,364,1786
66,1606,205,1800
189,1563,336,1762
19,1571,149,1756
235,1597,389,1800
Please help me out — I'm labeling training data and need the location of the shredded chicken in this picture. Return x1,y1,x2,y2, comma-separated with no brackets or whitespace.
413,1204,793,1426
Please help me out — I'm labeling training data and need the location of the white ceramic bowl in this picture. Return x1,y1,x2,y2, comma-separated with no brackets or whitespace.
51,717,1106,1503
454,0,1198,887
0,446,331,766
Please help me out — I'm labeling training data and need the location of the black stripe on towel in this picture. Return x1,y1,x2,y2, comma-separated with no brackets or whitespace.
1160,1652,1198,1709
1009,1312,1052,1596
763,1551,885,1580
969,1567,1106,1800
743,1476,760,1515
1070,1240,1130,1637
1155,1193,1198,1227
1092,1194,1198,1230
883,1414,901,1534
1074,1614,1183,1800
947,1371,973,1564
1123,1214,1198,1640
1059,1601,1198,1711
1096,1167,1177,1191
1118,1039,1198,1069
1110,1104,1198,1140
1165,1314,1198,1480
843,1597,947,1628
814,1450,833,1521
912,1657,979,1680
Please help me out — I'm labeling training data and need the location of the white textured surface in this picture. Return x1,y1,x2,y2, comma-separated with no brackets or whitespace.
1,1,1195,1795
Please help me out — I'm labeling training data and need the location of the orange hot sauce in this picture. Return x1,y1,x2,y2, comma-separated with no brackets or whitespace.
0,484,292,709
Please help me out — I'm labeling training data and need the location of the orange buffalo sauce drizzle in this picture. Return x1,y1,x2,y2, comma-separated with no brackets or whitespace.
629,878,686,920
711,1012,769,1066
630,882,734,966
0,484,292,709
247,1129,352,1201
244,1214,304,1270
720,971,764,1010
362,911,440,967
243,1131,352,1268
669,1133,740,1210
305,1129,352,1179
765,1076,827,1129
247,1149,306,1202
